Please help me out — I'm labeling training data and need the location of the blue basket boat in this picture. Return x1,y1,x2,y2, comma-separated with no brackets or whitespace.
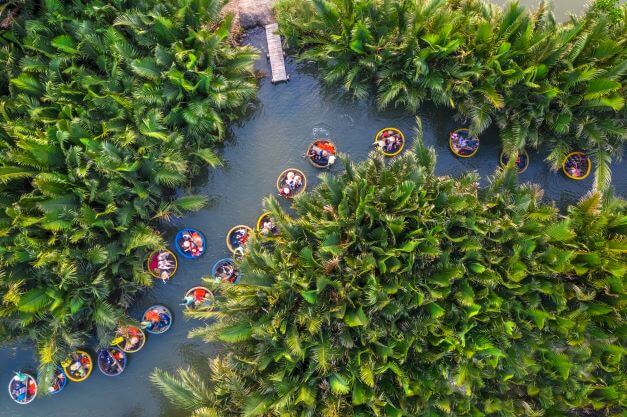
173,228,206,259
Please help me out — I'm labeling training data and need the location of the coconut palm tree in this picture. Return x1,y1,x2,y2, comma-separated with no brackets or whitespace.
154,118,625,417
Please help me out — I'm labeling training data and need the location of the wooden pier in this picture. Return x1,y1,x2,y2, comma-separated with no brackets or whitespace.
265,23,288,83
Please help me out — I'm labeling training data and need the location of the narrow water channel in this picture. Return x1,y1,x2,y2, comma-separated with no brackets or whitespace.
0,20,625,417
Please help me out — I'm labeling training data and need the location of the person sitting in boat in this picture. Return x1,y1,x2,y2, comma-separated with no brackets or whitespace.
307,146,325,163
318,150,330,165
292,174,303,190
233,246,245,260
157,252,174,270
180,232,193,253
181,294,195,306
191,232,203,248
280,186,292,197
375,137,386,150
125,334,140,351
390,136,402,152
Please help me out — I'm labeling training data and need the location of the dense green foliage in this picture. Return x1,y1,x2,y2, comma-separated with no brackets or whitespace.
276,0,626,189
0,0,257,365
154,123,626,417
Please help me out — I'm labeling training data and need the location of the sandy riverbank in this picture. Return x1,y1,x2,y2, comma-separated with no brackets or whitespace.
223,0,277,30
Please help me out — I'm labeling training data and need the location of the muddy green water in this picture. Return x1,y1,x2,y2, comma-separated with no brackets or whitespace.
1,13,625,417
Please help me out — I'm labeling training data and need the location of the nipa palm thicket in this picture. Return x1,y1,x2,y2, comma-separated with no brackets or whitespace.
0,0,257,367
154,120,625,417
276,0,626,189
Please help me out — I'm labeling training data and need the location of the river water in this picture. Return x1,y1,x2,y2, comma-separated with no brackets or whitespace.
494,0,586,21
1,9,625,417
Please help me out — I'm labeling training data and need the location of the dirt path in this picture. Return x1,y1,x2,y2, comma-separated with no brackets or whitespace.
223,0,277,30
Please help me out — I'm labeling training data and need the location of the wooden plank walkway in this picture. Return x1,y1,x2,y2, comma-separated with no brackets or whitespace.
265,23,288,83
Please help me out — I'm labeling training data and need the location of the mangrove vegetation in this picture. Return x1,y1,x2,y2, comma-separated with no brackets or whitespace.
154,123,626,417
0,0,257,366
275,0,626,189
0,0,624,414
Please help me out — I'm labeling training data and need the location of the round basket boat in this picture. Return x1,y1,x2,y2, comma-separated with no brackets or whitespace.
211,258,241,284
276,168,307,199
374,128,405,157
114,325,146,353
97,347,127,377
142,305,172,335
183,286,214,310
256,212,280,237
500,149,530,173
226,225,253,253
173,228,206,259
306,139,337,168
61,350,93,383
146,249,178,281
8,372,37,405
562,151,591,180
449,128,479,158
46,366,67,395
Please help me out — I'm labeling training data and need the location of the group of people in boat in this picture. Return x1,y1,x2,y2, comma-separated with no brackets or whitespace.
48,367,67,394
117,325,145,352
9,372,37,404
375,129,404,154
279,170,305,197
141,306,172,334
307,140,337,167
450,129,479,156
98,347,126,376
65,351,92,381
214,259,239,283
181,287,213,309
148,250,177,281
259,214,280,237
177,229,205,258
564,152,590,179
230,227,250,251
